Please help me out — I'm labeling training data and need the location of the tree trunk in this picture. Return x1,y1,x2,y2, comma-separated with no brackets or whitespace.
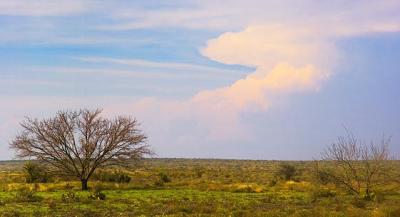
81,179,88,191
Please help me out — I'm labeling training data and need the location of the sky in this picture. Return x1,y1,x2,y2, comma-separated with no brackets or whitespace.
0,0,400,160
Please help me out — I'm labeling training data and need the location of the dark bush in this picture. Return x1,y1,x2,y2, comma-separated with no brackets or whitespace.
23,161,51,183
154,173,172,187
275,163,297,181
159,172,171,183
154,180,164,187
351,196,368,208
269,178,278,187
93,170,131,183
315,170,331,185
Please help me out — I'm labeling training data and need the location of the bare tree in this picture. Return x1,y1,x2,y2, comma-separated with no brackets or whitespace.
320,129,390,199
10,109,151,190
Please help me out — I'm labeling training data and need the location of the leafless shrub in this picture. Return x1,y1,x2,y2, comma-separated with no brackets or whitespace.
320,129,391,199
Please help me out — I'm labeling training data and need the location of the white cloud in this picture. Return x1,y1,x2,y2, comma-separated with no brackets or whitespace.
202,25,337,69
33,64,243,81
104,62,326,145
99,0,400,147
195,24,335,113
191,63,322,113
101,0,400,33
78,56,245,76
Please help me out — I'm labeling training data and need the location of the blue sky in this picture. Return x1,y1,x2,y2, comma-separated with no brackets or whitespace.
0,0,399,160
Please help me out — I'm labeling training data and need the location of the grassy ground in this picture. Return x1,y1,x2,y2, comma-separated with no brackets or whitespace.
0,159,399,217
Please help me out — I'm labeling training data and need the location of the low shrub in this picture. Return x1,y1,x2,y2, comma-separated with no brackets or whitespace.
14,187,42,202
154,180,165,187
88,185,106,200
311,187,336,202
89,191,106,200
275,163,298,181
269,178,278,187
23,162,51,183
314,170,332,185
351,196,368,208
60,183,79,202
154,173,171,187
93,170,131,183
61,190,79,203
313,187,336,198
159,173,171,183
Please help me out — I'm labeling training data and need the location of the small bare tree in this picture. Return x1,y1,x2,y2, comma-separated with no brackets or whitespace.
10,109,151,190
320,129,390,199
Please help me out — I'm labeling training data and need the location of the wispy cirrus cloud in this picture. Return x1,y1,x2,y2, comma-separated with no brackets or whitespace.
78,56,246,76
0,0,88,16
100,0,400,32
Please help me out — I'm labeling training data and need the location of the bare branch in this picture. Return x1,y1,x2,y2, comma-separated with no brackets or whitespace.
10,108,151,190
321,128,391,198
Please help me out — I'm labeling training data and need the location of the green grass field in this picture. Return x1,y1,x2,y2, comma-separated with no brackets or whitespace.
0,159,399,217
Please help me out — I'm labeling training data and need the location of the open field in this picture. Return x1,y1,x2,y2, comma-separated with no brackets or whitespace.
0,159,399,217
2,1,400,217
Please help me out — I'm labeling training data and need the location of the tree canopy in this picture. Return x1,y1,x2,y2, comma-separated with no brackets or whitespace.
10,109,151,190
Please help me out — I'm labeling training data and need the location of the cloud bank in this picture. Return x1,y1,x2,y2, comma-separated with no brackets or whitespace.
100,1,400,151
106,25,335,145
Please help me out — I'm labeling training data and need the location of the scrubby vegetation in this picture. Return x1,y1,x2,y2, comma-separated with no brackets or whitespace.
23,162,51,184
0,159,399,216
3,119,399,216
